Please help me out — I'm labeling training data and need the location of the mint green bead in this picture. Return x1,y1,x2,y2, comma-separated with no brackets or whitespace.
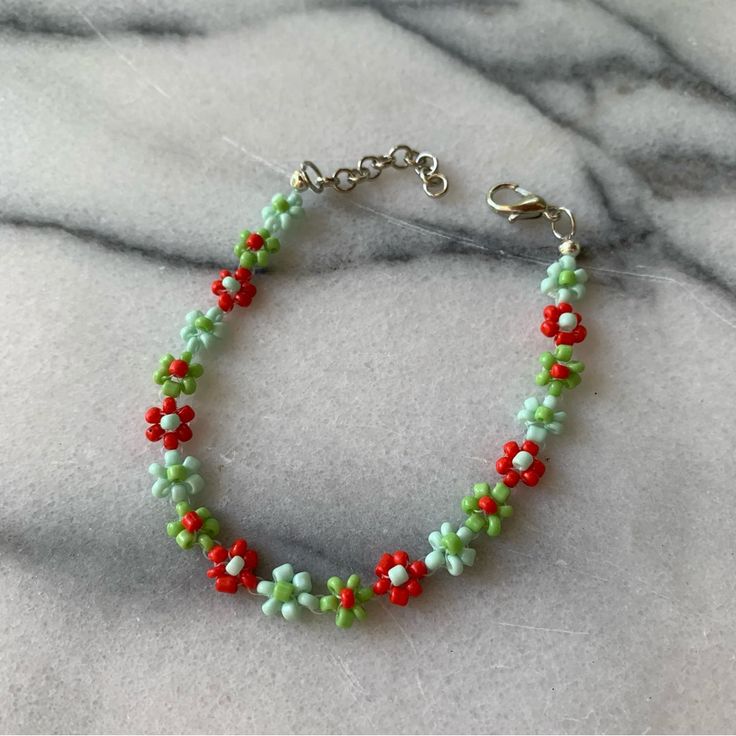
160,413,180,431
492,482,510,504
526,425,547,444
486,515,502,537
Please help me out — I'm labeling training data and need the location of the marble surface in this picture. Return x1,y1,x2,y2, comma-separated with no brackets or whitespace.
2,1,736,733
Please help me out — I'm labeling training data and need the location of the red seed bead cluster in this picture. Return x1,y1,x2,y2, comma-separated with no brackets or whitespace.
495,440,546,487
373,551,428,606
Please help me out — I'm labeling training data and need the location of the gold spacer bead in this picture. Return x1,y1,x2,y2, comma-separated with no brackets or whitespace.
559,239,581,257
290,169,309,192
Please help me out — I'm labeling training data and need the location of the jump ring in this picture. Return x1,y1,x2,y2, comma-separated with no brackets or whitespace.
422,173,448,198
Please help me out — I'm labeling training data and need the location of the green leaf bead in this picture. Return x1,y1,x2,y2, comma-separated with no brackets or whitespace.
555,344,573,362
465,514,486,533
256,250,269,267
499,504,514,518
566,373,582,389
486,515,502,537
461,494,478,514
336,607,355,629
198,535,216,552
194,315,213,332
176,530,195,549
181,377,196,395
473,482,491,497
241,251,257,268
320,595,339,612
492,482,510,504
346,574,361,590
441,531,464,556
535,405,554,423
558,269,576,286
548,381,563,396
326,576,343,596
535,371,549,386
539,352,555,369
166,520,183,538
265,236,280,253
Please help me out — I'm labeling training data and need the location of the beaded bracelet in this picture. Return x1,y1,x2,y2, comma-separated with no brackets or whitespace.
144,144,589,629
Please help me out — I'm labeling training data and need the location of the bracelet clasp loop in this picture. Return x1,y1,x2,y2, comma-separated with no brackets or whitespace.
486,183,548,222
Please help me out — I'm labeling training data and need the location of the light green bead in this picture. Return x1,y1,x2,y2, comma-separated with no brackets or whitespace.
486,515,502,537
166,520,182,538
473,482,491,497
442,532,464,556
167,464,187,482
162,380,180,397
558,270,576,286
326,576,343,596
320,595,339,612
198,535,215,552
240,251,257,268
176,530,195,549
540,352,555,369
535,405,554,423
346,574,361,590
256,250,269,267
273,581,294,603
461,495,478,514
492,482,510,504
336,607,355,629
499,504,514,518
548,381,563,397
465,514,486,534
555,344,573,362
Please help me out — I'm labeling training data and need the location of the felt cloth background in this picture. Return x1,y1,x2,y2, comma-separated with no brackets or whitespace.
1,1,735,733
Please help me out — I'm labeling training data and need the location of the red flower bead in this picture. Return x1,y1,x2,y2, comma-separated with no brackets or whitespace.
495,440,545,487
211,268,257,312
207,538,259,593
373,550,428,606
144,397,195,449
540,302,587,346
340,587,356,609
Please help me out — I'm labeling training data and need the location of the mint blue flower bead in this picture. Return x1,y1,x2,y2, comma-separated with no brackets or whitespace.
518,395,567,444
256,563,319,621
540,255,588,303
148,450,204,502
261,191,304,233
180,308,225,354
425,522,476,576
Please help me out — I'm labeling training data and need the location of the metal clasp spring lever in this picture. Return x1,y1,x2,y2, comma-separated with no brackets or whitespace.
486,183,548,223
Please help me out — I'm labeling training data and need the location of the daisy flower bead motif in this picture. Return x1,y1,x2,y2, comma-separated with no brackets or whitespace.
540,303,586,346
261,191,304,233
256,564,319,620
540,254,588,303
207,539,259,594
144,397,194,450
180,308,225,354
425,522,476,576
461,482,513,537
148,449,204,502
153,352,203,397
495,440,545,487
320,574,374,629
210,268,256,311
373,551,428,606
234,229,281,269
517,395,566,444
166,502,220,551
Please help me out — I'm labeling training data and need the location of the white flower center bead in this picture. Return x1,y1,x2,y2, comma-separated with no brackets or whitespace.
225,555,245,576
512,450,534,472
387,564,409,586
558,312,577,331
160,413,181,431
222,276,240,294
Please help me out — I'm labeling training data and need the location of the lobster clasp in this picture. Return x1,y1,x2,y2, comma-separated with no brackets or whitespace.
486,183,548,223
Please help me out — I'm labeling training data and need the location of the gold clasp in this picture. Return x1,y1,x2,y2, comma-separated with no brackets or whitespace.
486,183,548,222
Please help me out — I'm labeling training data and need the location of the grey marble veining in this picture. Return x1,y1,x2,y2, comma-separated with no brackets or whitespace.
1,1,735,733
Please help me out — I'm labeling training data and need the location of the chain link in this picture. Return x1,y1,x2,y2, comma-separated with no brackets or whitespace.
291,144,448,198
